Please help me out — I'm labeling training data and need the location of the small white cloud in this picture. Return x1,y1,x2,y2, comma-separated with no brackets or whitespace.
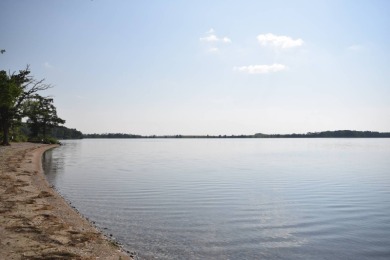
200,34,219,42
200,30,231,43
257,33,304,49
234,64,288,74
347,44,363,51
222,37,231,43
43,62,53,69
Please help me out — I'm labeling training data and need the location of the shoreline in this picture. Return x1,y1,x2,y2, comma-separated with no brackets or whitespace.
0,142,133,259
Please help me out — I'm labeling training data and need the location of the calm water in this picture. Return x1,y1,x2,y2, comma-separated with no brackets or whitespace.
43,139,390,259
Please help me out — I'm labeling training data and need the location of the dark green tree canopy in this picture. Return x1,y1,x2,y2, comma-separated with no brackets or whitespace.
0,70,23,109
0,66,51,145
24,95,65,139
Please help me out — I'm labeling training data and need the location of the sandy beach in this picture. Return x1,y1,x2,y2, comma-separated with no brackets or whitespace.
0,142,133,259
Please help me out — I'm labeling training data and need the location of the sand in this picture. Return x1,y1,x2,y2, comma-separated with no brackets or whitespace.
0,142,133,259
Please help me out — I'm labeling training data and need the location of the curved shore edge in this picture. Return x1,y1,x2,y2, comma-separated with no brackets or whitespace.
0,142,133,259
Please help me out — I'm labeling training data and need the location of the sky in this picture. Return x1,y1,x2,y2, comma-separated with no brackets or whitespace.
1,0,389,135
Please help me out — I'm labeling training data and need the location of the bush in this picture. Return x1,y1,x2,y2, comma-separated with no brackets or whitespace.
28,136,60,144
1,127,29,143
12,134,28,142
44,137,60,144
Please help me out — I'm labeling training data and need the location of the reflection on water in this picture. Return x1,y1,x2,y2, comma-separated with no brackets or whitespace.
43,139,390,259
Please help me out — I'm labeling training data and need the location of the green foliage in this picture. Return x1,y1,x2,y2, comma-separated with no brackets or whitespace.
254,130,390,138
28,136,60,144
50,125,83,139
11,126,28,142
85,131,390,139
0,71,23,108
0,66,62,145
0,70,26,145
84,133,142,138
19,123,82,141
0,125,28,143
24,95,65,138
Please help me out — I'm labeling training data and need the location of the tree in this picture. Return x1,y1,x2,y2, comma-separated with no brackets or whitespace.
24,95,65,139
0,66,51,145
0,71,23,145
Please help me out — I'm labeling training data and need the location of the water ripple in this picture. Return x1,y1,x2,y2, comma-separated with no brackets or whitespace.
44,139,390,259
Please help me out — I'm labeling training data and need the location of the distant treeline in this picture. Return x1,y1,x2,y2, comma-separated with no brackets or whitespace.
82,130,390,139
83,133,142,138
20,124,83,140
50,126,83,139
254,130,390,138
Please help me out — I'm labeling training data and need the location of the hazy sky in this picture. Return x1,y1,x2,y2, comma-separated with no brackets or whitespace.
1,0,389,135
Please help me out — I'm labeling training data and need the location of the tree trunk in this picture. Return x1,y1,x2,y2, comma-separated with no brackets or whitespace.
1,121,10,146
43,122,46,140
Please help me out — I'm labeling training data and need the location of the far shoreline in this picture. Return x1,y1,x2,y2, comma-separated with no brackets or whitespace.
82,130,390,139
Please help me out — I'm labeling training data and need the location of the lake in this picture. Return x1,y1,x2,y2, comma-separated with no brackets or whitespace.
43,139,390,259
